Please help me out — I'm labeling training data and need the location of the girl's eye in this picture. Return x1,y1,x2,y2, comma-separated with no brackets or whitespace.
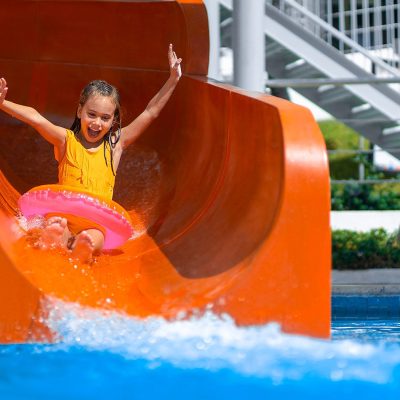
102,117,110,122
88,113,96,118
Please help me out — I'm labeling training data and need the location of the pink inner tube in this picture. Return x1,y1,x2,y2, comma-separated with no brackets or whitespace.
18,185,134,250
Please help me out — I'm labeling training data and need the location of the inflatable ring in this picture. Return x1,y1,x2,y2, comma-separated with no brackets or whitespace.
18,184,134,250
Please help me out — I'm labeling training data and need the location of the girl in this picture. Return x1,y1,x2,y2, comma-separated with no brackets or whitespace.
0,44,182,262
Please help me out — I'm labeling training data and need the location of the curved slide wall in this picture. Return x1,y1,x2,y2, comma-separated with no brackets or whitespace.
0,0,331,341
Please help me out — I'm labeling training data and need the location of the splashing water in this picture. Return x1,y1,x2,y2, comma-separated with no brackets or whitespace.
1,298,400,399
44,299,396,382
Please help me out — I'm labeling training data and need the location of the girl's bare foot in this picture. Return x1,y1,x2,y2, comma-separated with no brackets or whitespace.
36,217,69,250
70,231,95,263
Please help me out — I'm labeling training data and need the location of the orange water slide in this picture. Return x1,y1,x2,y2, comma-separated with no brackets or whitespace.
0,0,331,342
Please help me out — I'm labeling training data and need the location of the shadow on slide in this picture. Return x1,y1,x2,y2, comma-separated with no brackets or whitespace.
0,0,331,342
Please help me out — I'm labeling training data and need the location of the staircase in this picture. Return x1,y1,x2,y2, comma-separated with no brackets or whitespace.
218,0,400,159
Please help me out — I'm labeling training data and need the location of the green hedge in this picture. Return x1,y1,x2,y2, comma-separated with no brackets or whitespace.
331,183,400,210
318,121,400,268
319,120,400,210
319,120,366,180
332,229,400,269
319,120,361,150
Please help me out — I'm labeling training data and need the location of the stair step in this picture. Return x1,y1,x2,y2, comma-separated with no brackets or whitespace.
382,125,400,135
318,86,360,106
351,104,387,120
284,61,324,79
265,42,299,64
265,41,286,56
265,46,298,71
285,59,306,71
379,133,400,151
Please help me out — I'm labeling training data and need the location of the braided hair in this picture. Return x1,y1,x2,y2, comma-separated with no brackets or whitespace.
70,80,121,175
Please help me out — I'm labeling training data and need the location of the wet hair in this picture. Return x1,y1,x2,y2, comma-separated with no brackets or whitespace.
70,80,121,175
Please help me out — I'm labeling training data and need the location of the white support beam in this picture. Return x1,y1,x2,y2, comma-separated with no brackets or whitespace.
204,0,221,80
232,0,265,92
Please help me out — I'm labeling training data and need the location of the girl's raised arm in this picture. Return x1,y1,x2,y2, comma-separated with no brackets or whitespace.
0,78,66,148
119,44,182,150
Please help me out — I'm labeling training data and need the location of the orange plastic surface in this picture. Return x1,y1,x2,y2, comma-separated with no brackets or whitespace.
0,0,331,342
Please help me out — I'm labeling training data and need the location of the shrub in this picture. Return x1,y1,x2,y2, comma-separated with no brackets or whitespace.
332,229,400,269
319,120,360,150
331,183,400,210
319,120,400,210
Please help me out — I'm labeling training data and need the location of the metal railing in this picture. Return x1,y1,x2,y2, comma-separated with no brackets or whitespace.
328,147,400,184
324,0,400,67
266,0,400,78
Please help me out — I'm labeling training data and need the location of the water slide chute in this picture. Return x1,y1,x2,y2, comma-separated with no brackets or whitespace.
0,0,331,342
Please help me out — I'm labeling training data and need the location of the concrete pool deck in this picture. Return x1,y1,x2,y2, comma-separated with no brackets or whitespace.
332,269,400,294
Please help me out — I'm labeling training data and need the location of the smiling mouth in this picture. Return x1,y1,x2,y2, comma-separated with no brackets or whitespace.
87,128,101,138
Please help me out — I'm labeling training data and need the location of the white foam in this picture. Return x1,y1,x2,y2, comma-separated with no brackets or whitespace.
41,297,400,384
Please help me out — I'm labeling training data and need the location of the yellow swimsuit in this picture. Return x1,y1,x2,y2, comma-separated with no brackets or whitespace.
56,129,115,234
58,129,115,200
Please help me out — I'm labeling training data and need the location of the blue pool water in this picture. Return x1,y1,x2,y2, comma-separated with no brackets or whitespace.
1,300,400,399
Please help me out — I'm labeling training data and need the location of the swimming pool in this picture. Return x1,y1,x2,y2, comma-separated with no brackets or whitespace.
0,300,399,399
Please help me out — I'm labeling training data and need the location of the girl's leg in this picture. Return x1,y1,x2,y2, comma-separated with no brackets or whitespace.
69,228,104,263
35,216,72,250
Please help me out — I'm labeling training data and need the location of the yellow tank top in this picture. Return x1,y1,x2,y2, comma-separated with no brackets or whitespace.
58,129,115,200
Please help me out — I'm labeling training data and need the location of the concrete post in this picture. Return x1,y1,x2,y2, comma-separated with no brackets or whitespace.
204,0,221,80
233,0,265,92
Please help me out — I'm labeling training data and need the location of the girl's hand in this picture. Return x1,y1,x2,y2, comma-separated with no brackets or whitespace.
0,78,8,104
168,44,182,80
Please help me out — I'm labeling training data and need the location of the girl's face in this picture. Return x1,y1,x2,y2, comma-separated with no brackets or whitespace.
77,95,116,144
